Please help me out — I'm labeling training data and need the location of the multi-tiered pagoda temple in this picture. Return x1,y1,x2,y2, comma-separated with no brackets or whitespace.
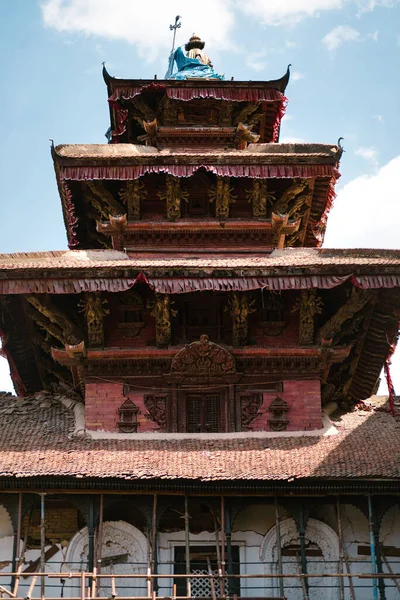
0,32,400,600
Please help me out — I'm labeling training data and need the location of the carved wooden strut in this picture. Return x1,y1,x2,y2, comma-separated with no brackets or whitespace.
78,292,109,347
209,176,236,219
158,175,188,221
150,294,177,347
229,292,256,346
292,289,323,346
119,180,147,220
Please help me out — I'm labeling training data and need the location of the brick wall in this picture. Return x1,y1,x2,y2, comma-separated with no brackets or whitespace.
85,381,160,433
85,378,322,433
250,379,322,432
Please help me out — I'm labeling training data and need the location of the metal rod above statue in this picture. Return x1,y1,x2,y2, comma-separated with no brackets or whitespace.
169,15,182,53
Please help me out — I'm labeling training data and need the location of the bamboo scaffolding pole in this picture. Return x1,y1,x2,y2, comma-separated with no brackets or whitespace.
296,553,309,600
95,494,103,597
146,568,151,598
335,498,345,600
90,568,97,600
211,511,224,598
110,564,117,600
151,494,158,594
25,575,38,600
39,495,45,600
343,554,356,600
380,550,400,594
11,494,23,591
207,557,217,600
220,496,226,598
23,571,400,579
14,505,34,597
80,573,85,600
16,494,22,569
0,586,14,598
184,496,191,599
274,498,284,599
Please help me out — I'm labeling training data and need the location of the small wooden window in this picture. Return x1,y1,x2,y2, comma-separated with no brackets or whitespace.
268,396,289,431
186,394,220,433
117,398,139,433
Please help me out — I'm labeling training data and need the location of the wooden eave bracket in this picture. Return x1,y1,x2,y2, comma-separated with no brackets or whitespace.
271,212,301,248
52,341,86,366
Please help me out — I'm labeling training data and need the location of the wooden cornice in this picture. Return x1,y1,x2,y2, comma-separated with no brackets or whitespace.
52,344,350,366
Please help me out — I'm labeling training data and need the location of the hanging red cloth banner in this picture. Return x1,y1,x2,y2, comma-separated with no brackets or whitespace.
60,163,336,181
384,329,399,415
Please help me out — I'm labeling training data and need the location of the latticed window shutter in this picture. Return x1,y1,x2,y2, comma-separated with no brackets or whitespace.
186,394,220,432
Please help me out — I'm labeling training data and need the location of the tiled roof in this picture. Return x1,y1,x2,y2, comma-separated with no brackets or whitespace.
54,143,340,161
0,392,399,481
0,248,400,271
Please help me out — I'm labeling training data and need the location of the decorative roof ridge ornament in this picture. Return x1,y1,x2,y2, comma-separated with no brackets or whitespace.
165,19,224,81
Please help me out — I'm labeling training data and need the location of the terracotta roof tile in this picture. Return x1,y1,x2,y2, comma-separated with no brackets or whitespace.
0,394,399,482
0,248,400,271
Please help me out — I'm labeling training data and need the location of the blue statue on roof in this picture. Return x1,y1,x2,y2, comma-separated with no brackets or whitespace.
165,33,224,80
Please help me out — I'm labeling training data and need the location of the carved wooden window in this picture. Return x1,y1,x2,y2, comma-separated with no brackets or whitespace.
117,292,145,338
260,291,286,337
184,172,212,217
186,194,209,216
186,394,221,433
268,396,289,431
117,398,139,433
178,296,226,343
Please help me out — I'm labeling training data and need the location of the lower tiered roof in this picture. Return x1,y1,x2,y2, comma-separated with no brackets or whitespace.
0,391,398,489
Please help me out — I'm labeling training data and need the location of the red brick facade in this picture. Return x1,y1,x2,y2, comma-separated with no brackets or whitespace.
85,378,322,433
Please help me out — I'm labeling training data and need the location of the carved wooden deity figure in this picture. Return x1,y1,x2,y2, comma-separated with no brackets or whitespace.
119,180,147,220
78,292,109,347
158,175,188,221
230,292,256,346
150,293,177,347
292,289,323,346
209,176,236,219
245,179,274,218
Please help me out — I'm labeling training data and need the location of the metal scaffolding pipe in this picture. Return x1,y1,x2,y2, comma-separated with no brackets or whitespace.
368,495,379,600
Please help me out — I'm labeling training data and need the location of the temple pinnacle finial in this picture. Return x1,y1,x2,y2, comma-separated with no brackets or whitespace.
185,33,205,51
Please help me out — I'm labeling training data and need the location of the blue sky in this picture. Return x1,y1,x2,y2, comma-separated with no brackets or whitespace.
1,0,400,394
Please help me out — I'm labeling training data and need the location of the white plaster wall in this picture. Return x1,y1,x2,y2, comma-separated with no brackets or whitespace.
0,502,398,599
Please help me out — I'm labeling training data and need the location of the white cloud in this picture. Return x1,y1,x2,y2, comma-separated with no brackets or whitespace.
355,0,399,14
41,0,235,61
238,0,344,26
322,25,361,51
246,51,267,72
292,70,305,81
373,114,384,122
324,155,400,248
355,146,379,168
41,0,397,61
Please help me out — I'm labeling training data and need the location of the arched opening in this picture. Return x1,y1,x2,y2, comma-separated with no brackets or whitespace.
261,517,339,600
64,521,148,597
